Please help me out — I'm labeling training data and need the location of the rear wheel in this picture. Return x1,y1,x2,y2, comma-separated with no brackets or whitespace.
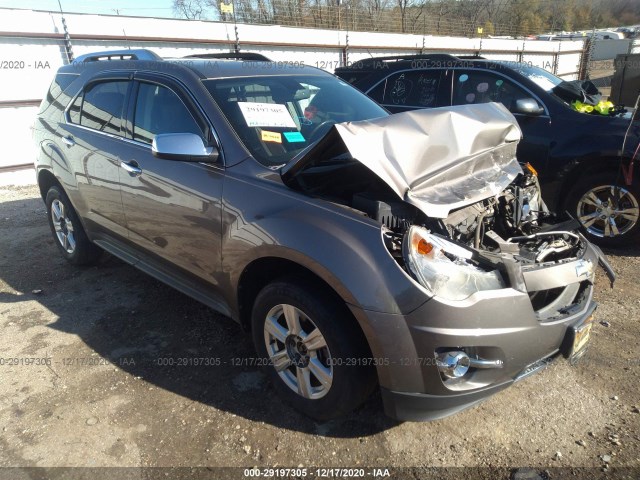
251,278,376,420
566,173,640,247
45,186,102,265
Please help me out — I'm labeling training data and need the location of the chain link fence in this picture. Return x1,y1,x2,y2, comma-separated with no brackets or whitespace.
215,1,533,38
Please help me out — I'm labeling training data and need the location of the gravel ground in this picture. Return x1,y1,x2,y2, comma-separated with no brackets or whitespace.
0,183,639,479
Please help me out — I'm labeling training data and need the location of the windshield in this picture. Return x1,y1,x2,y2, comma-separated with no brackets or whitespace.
496,62,564,92
203,75,387,167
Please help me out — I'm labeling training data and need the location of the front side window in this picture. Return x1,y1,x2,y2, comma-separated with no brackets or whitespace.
203,75,387,166
452,70,530,113
79,81,128,135
133,82,204,145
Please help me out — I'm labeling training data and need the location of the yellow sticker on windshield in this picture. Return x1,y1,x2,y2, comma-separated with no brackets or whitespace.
261,130,282,143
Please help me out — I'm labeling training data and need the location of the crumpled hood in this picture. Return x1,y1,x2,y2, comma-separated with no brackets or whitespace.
283,102,524,218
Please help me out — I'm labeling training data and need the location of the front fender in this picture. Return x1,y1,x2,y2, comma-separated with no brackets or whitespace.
221,166,430,317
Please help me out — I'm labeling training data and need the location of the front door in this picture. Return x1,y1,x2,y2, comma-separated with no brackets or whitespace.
117,76,225,293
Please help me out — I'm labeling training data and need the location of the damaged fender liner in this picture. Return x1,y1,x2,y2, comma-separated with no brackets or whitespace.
282,102,523,219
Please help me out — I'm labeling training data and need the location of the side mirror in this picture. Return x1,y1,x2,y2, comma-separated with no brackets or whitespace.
514,98,544,116
152,133,219,162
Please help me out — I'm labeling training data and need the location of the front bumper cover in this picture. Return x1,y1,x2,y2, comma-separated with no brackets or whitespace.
353,239,608,421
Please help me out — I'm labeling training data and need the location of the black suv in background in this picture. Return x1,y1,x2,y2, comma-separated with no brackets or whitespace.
336,54,640,247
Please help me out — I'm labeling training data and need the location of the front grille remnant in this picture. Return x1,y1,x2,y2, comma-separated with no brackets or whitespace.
529,281,592,321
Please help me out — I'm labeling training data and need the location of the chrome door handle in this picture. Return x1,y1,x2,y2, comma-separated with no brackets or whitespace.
61,136,75,147
120,160,142,177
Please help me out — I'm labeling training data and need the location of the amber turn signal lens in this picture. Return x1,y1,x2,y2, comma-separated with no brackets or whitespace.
524,162,538,177
417,239,434,255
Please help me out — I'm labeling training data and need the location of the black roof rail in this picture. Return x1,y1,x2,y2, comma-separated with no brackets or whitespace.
74,49,162,63
346,53,461,69
457,55,487,60
183,52,272,61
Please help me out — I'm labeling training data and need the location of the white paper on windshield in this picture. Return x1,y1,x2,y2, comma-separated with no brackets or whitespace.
528,74,558,92
238,102,296,128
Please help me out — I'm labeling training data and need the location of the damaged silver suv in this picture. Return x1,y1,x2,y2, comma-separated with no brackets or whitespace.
34,49,615,421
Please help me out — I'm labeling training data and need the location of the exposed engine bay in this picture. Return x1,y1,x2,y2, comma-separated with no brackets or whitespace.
289,154,583,266
282,103,615,312
351,167,584,267
294,161,614,319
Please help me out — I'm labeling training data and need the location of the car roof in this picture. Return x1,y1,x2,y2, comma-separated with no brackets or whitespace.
57,49,331,80
170,59,331,79
335,54,515,74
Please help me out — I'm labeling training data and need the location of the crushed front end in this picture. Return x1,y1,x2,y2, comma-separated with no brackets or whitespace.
282,103,615,420
375,161,615,420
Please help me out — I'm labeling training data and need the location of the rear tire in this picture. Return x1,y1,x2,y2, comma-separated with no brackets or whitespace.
565,173,640,248
45,186,102,265
251,278,376,421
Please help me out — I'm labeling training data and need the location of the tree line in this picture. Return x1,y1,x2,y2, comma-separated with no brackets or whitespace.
173,0,640,37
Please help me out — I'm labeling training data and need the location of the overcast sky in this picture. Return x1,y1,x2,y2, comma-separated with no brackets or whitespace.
0,0,176,17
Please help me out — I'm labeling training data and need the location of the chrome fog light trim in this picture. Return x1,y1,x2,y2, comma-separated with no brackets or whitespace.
436,351,470,379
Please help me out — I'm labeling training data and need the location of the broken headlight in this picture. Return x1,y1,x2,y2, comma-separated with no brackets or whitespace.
403,226,505,301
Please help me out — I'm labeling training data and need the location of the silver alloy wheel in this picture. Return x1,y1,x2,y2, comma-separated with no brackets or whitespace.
577,185,640,238
263,304,333,400
51,199,76,254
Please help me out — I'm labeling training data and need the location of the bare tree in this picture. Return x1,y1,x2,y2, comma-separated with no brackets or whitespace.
396,0,412,32
173,0,210,19
169,0,640,36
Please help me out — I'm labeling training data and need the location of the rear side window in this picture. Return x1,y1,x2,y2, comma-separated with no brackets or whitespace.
132,82,203,144
368,70,442,108
39,73,79,115
79,81,128,135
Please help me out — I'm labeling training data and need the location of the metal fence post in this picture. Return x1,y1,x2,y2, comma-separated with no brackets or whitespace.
518,40,524,63
578,37,592,80
57,0,74,63
345,31,349,66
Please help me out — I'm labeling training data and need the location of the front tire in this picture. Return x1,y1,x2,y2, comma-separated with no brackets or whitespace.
566,173,640,247
251,278,376,421
45,186,102,265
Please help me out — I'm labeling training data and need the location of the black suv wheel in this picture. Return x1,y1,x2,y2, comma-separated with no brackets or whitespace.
567,173,640,247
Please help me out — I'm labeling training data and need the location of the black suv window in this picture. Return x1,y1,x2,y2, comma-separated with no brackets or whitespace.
369,70,441,109
78,81,128,135
133,82,203,145
452,70,530,113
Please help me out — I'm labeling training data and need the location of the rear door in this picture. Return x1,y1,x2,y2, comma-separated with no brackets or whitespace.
59,76,131,239
117,73,226,302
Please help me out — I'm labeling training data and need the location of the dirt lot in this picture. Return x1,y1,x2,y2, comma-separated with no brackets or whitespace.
0,182,639,478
